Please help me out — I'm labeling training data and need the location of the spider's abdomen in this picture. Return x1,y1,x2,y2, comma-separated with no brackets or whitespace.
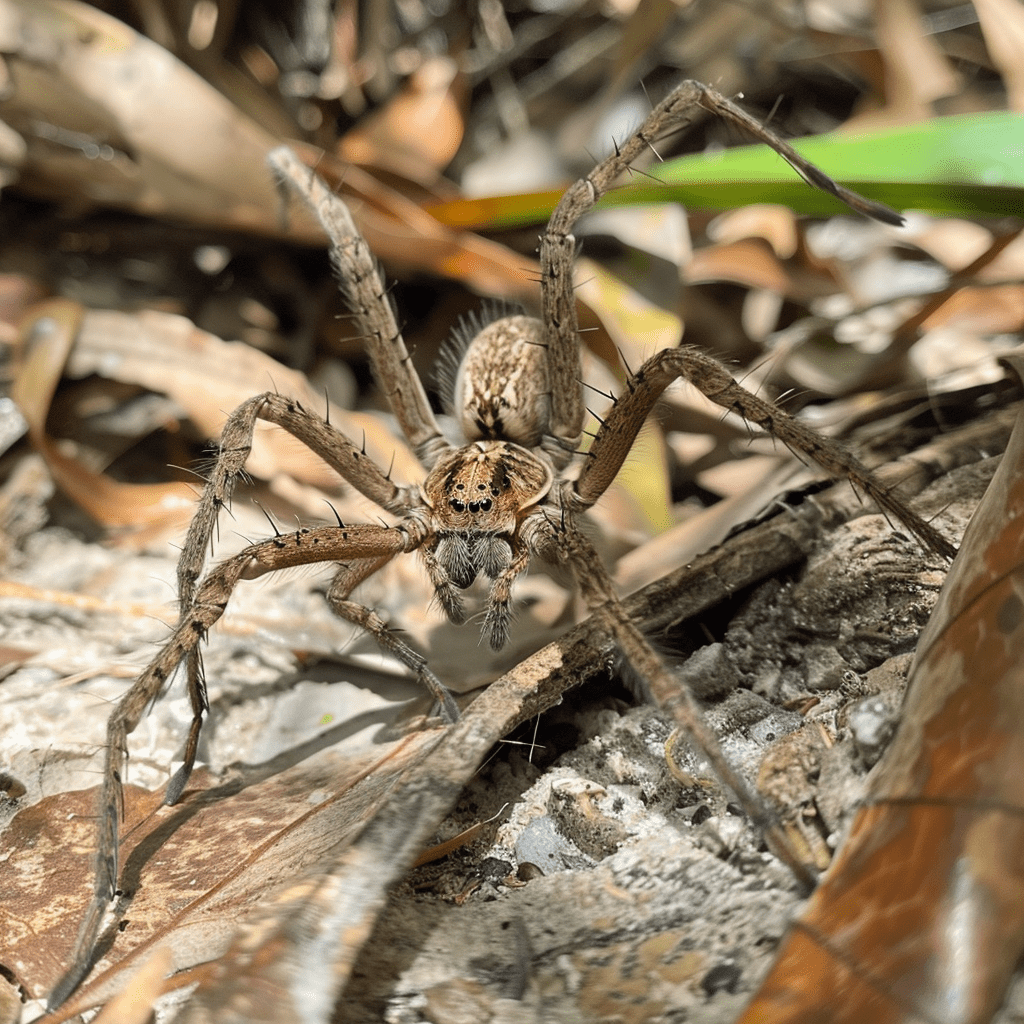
451,315,551,448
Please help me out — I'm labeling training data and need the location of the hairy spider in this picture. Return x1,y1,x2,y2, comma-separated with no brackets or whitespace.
53,80,955,1005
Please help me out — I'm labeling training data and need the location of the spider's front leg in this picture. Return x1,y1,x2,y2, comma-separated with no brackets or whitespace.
565,345,956,561
536,79,906,464
51,396,450,1007
324,555,461,723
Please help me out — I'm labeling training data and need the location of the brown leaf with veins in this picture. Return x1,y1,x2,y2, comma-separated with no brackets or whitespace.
5,732,439,1017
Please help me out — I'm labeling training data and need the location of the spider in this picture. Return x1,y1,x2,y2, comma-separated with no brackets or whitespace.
52,80,955,1006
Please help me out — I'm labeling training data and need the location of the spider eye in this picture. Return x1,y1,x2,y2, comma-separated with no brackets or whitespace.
449,499,466,512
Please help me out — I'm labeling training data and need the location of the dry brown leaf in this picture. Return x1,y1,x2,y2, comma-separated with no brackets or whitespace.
11,298,430,535
921,284,1024,334
981,232,1024,283
171,642,581,1023
18,733,440,1016
686,238,795,293
908,221,1024,284
0,0,321,239
34,633,581,1021
0,272,45,342
65,304,422,489
337,56,467,185
847,0,961,127
0,1,566,320
707,204,799,260
975,0,1024,112
11,298,196,532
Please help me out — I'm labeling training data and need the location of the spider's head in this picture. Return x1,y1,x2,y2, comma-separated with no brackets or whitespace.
423,440,552,588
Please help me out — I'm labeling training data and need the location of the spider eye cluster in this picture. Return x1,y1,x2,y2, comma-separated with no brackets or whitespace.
448,497,492,514
448,477,503,515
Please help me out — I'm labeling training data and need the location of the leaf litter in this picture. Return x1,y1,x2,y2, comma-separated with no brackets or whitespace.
0,1,1023,1022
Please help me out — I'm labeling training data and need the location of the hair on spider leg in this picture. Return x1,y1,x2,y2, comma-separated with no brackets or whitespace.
581,379,617,402
323,499,346,528
621,163,668,188
251,498,284,538
771,386,811,408
168,461,216,485
763,92,786,128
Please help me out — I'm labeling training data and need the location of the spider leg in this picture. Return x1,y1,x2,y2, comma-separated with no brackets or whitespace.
538,80,903,461
52,549,250,1009
325,556,461,723
565,346,956,560
174,391,429,790
531,510,818,892
179,392,420,607
269,147,449,469
482,546,532,651
52,522,435,1008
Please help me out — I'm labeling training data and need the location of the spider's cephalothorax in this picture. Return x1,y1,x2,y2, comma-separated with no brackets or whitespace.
54,80,959,1005
424,439,551,576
